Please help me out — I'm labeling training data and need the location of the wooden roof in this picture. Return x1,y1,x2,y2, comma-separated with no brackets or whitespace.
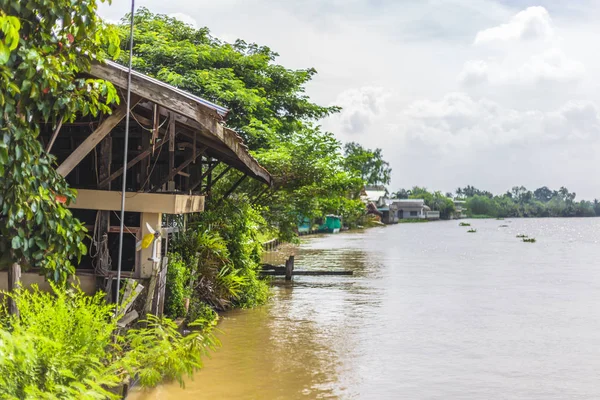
88,60,271,186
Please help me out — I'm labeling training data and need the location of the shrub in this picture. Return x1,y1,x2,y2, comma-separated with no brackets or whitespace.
0,285,120,399
185,298,217,329
164,253,189,319
0,284,220,399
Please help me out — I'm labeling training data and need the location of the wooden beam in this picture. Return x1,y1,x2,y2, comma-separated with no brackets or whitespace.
98,135,170,189
252,186,269,204
133,102,270,185
189,161,220,192
46,116,63,153
218,174,247,205
152,104,160,155
151,146,207,192
210,165,232,188
168,113,175,176
56,97,139,177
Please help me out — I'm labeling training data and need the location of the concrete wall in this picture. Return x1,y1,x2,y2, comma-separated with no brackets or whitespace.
398,209,425,219
0,271,97,294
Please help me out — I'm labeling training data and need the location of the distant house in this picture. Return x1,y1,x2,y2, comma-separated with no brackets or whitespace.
362,185,388,208
453,200,466,219
393,199,429,220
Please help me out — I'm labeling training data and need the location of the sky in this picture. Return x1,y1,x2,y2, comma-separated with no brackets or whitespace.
99,0,600,199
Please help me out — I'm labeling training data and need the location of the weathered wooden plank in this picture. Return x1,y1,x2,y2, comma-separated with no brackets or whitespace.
57,97,139,177
210,165,232,188
98,135,170,189
134,102,271,185
46,116,63,152
8,263,21,315
220,174,247,203
151,146,207,192
260,270,354,276
189,161,221,192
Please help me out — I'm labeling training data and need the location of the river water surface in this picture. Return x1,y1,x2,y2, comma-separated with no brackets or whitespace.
131,219,600,399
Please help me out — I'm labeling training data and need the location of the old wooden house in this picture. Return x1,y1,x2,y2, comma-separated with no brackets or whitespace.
0,60,271,305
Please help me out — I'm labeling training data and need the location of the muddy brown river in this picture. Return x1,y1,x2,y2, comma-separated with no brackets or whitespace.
131,219,600,399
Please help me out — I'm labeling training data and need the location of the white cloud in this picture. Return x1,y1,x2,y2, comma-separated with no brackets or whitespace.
461,7,585,92
474,6,554,45
460,48,585,86
396,93,600,151
330,87,389,135
97,1,600,197
168,12,197,28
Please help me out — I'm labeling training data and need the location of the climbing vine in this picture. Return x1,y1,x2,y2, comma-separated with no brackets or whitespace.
0,1,120,280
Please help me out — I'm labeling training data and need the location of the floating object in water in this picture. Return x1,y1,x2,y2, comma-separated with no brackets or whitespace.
499,225,509,228
459,222,471,227
516,234,528,238
467,228,477,233
522,238,536,243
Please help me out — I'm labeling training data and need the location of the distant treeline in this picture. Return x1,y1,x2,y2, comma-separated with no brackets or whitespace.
391,186,600,218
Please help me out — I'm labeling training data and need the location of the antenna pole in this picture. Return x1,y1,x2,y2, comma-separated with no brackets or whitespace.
115,0,136,313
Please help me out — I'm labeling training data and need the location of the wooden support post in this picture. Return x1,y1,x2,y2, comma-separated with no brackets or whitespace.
97,135,112,286
218,175,247,205
168,112,175,174
152,104,159,154
189,161,220,192
140,128,150,190
252,186,269,204
151,147,206,192
8,263,21,315
285,256,294,281
156,257,168,317
98,136,170,189
46,116,63,153
56,96,140,177
210,165,232,188
206,159,213,192
143,262,159,317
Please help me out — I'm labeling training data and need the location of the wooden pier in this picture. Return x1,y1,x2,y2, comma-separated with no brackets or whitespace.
261,256,353,280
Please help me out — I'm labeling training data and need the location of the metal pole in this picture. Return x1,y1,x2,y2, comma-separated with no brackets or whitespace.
115,0,136,312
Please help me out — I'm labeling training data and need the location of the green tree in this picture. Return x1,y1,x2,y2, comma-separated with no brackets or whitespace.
534,186,553,202
343,142,391,186
115,8,338,150
0,1,120,280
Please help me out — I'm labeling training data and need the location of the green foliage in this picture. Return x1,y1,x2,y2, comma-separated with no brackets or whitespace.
115,8,337,150
112,10,380,239
164,253,190,319
466,195,498,218
467,228,477,233
343,142,391,185
459,186,598,218
171,198,270,310
254,128,365,238
119,315,219,388
459,222,471,226
0,284,219,399
0,285,120,399
185,298,217,328
516,234,528,238
522,238,536,243
0,0,121,280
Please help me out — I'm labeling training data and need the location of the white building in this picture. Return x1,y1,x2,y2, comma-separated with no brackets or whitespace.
392,199,430,220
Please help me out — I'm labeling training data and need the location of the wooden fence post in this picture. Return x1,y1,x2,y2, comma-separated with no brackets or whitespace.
285,255,294,281
8,262,21,315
